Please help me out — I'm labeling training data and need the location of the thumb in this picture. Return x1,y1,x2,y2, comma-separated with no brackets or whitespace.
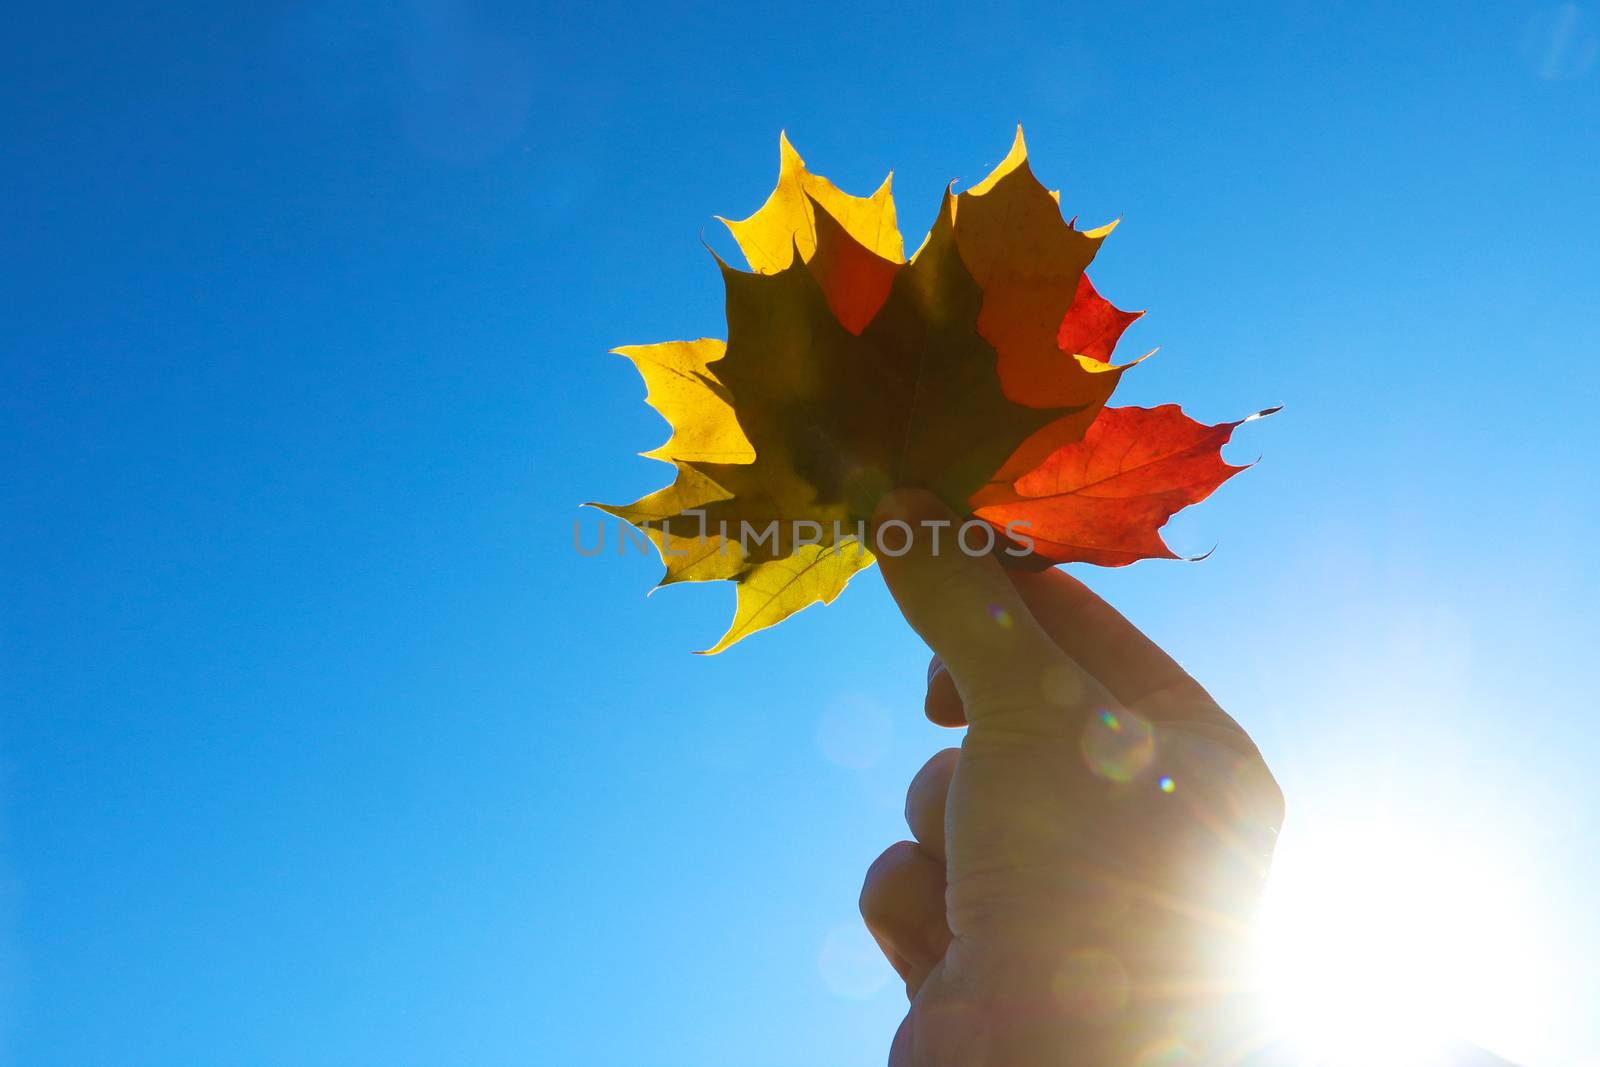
872,489,1095,733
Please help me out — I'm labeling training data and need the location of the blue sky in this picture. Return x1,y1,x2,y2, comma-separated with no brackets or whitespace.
4,1,1598,1064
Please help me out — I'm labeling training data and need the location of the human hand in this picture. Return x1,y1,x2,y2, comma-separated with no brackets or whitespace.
860,489,1284,1066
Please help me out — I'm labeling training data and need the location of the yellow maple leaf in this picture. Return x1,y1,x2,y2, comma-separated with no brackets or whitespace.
612,340,754,466
720,132,903,272
698,538,876,655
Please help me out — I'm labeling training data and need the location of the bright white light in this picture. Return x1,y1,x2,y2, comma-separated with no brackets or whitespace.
1253,804,1546,1065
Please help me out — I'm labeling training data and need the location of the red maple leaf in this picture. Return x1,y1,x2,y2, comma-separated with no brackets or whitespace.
973,404,1279,567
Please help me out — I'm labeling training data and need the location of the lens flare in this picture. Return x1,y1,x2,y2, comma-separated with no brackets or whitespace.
1081,707,1154,782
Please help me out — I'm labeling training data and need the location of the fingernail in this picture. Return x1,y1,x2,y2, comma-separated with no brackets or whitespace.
924,662,965,727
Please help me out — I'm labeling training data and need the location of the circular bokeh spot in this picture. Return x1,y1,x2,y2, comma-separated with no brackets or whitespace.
1080,707,1155,782
818,923,889,1000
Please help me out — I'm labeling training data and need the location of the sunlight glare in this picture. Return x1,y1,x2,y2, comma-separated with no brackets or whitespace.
1254,809,1544,1065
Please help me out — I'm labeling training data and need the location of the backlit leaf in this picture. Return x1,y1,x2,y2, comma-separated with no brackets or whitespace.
613,340,755,465
594,132,1272,651
974,405,1278,567
697,539,876,655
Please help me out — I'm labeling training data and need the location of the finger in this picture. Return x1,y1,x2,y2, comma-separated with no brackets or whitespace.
873,488,1099,734
923,656,964,727
922,568,1252,746
859,841,953,997
1011,569,1255,748
867,927,911,990
1009,568,1210,711
904,747,959,862
889,1016,912,1067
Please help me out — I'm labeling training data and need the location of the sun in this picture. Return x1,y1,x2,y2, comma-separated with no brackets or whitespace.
1250,801,1548,1065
